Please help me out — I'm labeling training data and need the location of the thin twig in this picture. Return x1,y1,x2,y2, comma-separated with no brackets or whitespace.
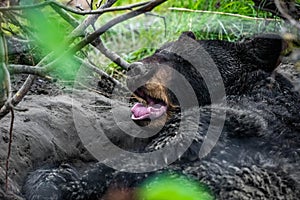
74,56,122,87
31,0,118,69
71,0,118,38
67,0,168,59
50,3,80,28
8,55,125,92
92,38,130,70
8,64,47,77
169,7,279,21
68,1,150,15
53,0,131,69
5,107,14,192
0,0,149,16
145,12,167,37
274,0,300,30
0,75,35,120
43,0,167,72
8,58,116,87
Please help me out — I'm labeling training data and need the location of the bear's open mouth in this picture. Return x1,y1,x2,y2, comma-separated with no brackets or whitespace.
131,87,167,120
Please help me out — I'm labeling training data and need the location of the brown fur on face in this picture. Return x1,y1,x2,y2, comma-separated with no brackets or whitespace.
134,66,177,108
131,67,178,127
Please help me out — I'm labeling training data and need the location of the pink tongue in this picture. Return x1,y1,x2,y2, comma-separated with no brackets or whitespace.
131,103,167,120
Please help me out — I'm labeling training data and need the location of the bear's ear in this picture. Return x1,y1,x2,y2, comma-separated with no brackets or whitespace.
240,34,287,72
179,31,197,40
157,31,197,52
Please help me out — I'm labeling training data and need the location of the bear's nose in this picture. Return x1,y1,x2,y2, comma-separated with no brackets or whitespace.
127,62,145,77
127,62,144,91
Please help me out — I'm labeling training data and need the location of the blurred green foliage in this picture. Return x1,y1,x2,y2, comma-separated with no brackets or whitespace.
20,0,80,83
138,173,214,200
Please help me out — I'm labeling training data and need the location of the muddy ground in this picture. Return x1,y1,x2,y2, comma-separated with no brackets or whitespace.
0,73,121,199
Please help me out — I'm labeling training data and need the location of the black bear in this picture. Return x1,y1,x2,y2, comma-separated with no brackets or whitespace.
128,31,285,125
23,32,300,200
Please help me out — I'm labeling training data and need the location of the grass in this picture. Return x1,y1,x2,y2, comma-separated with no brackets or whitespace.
92,1,287,73
116,0,274,18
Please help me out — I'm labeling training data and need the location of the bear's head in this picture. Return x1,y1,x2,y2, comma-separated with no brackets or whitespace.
127,32,286,126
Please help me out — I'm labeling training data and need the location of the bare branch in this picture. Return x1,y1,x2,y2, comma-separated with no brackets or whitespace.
0,75,35,120
8,64,47,77
50,3,80,28
8,57,116,80
5,107,14,192
69,0,168,57
67,1,150,15
0,0,149,16
31,0,118,69
274,0,300,30
15,0,148,77
74,56,123,87
41,0,167,72
92,38,130,70
71,0,118,37
8,57,123,88
68,0,131,70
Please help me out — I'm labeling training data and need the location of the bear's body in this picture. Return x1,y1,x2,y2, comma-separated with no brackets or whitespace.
24,33,300,200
